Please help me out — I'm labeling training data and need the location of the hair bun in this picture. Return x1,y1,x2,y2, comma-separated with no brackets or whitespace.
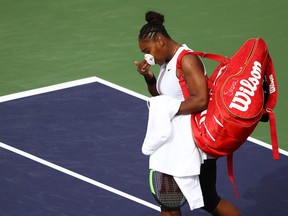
145,11,164,25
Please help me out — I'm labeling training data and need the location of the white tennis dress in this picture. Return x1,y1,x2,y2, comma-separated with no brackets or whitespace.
142,45,207,210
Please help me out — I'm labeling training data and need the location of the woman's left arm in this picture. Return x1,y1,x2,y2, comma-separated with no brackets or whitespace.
177,54,209,115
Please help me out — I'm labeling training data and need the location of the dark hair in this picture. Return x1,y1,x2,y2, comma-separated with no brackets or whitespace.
139,11,170,39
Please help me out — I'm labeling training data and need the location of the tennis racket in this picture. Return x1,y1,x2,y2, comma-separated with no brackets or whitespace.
149,170,187,209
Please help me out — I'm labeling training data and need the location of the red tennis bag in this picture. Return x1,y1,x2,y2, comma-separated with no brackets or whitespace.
177,38,279,196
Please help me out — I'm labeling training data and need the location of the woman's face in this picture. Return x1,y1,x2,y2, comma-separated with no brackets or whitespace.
139,36,167,65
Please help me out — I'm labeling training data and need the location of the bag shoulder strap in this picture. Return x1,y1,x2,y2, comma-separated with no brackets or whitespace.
227,154,240,198
191,51,230,63
177,50,192,99
264,54,279,160
177,50,229,92
177,50,229,68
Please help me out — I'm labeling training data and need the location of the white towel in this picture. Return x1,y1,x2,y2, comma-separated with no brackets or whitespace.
142,95,205,176
142,95,206,210
142,95,181,155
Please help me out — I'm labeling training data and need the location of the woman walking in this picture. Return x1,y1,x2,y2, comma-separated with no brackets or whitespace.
135,11,241,216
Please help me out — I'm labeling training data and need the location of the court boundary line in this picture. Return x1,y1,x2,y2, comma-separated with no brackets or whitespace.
0,76,286,156
0,142,160,212
0,77,149,103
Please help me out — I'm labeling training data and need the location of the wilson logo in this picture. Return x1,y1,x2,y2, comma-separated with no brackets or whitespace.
229,61,262,112
269,74,276,94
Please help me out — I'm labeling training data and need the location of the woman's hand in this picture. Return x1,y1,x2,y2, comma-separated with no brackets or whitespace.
134,60,153,78
134,60,159,96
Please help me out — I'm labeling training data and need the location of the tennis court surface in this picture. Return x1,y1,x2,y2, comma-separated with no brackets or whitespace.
0,77,287,216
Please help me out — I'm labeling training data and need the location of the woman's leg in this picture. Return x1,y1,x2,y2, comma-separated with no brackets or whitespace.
212,198,241,216
199,159,221,213
161,209,182,216
199,159,241,216
160,206,182,216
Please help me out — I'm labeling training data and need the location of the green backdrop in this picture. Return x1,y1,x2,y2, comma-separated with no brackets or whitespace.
0,0,287,150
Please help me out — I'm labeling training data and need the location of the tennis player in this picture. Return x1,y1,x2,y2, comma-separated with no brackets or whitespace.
135,11,241,216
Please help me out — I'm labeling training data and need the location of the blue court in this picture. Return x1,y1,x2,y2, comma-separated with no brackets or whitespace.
0,78,287,216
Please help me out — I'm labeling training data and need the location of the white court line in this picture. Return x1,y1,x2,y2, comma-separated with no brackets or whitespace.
93,76,149,101
0,77,99,103
0,142,160,212
0,76,149,103
247,137,288,156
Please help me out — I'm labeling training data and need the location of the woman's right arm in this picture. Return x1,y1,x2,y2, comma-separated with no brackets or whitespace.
135,60,159,96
